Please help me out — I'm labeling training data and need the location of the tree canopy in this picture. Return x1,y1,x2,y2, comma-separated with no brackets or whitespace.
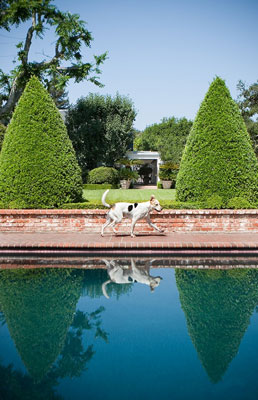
237,80,258,157
66,93,137,180
134,117,192,164
0,0,107,119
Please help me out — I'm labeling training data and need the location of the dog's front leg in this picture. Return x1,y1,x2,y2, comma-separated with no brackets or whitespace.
146,215,164,233
130,217,138,237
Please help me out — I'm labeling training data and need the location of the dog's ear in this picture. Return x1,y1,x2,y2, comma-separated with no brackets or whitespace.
150,195,155,201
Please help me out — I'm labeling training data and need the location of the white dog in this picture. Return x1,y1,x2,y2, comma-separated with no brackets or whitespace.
102,259,162,299
101,189,164,237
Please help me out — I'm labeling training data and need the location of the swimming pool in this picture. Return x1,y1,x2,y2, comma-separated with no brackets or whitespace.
1,257,258,400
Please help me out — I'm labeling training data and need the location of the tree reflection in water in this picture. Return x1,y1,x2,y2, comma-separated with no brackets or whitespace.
176,268,258,383
1,258,258,397
0,268,110,398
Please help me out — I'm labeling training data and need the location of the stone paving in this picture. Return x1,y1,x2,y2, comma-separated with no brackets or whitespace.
0,231,258,255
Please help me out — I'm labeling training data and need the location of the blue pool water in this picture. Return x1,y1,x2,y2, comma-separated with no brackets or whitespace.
1,257,258,399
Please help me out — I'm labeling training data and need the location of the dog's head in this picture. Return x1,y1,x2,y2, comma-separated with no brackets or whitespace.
150,195,163,212
150,276,162,292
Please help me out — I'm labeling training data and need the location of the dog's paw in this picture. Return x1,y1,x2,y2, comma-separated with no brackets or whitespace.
131,234,136,238
159,228,165,233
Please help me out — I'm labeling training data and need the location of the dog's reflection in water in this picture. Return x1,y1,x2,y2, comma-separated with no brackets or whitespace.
102,259,162,299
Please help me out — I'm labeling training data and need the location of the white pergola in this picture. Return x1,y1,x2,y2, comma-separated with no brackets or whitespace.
126,150,162,184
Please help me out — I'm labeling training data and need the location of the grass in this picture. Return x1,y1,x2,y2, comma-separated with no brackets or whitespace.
82,189,176,204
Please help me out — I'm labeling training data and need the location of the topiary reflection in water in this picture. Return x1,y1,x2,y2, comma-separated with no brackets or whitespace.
0,267,117,398
176,269,258,383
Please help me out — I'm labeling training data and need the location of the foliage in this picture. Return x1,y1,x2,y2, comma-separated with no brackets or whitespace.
115,158,143,167
0,76,83,208
47,73,69,110
66,93,137,178
88,167,119,185
83,183,116,190
176,77,258,203
176,269,258,382
118,168,139,181
135,117,192,163
0,0,107,119
227,196,252,209
0,122,6,150
159,161,179,181
236,80,258,157
205,194,224,209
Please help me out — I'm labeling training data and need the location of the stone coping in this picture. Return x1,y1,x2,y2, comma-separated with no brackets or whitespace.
0,209,257,214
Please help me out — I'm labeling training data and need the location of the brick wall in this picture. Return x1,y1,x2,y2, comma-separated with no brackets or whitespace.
0,209,257,233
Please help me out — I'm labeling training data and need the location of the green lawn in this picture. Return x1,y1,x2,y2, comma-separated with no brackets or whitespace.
83,189,176,204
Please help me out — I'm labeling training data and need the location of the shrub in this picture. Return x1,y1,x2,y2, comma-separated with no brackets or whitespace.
118,168,139,181
159,162,179,181
0,76,83,208
227,197,252,209
62,202,105,209
205,194,224,209
176,77,258,204
88,167,119,185
83,183,116,190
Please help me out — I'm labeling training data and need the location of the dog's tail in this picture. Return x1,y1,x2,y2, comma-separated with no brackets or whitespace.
102,280,111,299
102,189,111,208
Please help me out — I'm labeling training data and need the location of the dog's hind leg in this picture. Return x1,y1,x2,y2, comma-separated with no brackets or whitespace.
109,211,124,234
109,219,118,233
101,216,113,236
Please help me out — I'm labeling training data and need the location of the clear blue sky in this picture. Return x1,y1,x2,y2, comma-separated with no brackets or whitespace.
0,0,257,130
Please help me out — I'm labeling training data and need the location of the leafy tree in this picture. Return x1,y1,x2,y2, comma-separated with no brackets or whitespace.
0,76,83,208
66,93,137,179
47,73,69,109
0,0,107,120
0,122,6,150
134,117,192,164
176,269,258,383
176,77,258,203
237,80,258,157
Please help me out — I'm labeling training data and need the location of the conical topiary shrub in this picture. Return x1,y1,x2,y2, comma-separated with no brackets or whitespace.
176,77,258,204
0,76,83,208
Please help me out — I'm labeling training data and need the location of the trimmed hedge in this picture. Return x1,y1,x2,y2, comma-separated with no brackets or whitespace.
0,76,83,208
88,167,119,185
83,183,117,190
61,199,258,209
176,77,258,204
